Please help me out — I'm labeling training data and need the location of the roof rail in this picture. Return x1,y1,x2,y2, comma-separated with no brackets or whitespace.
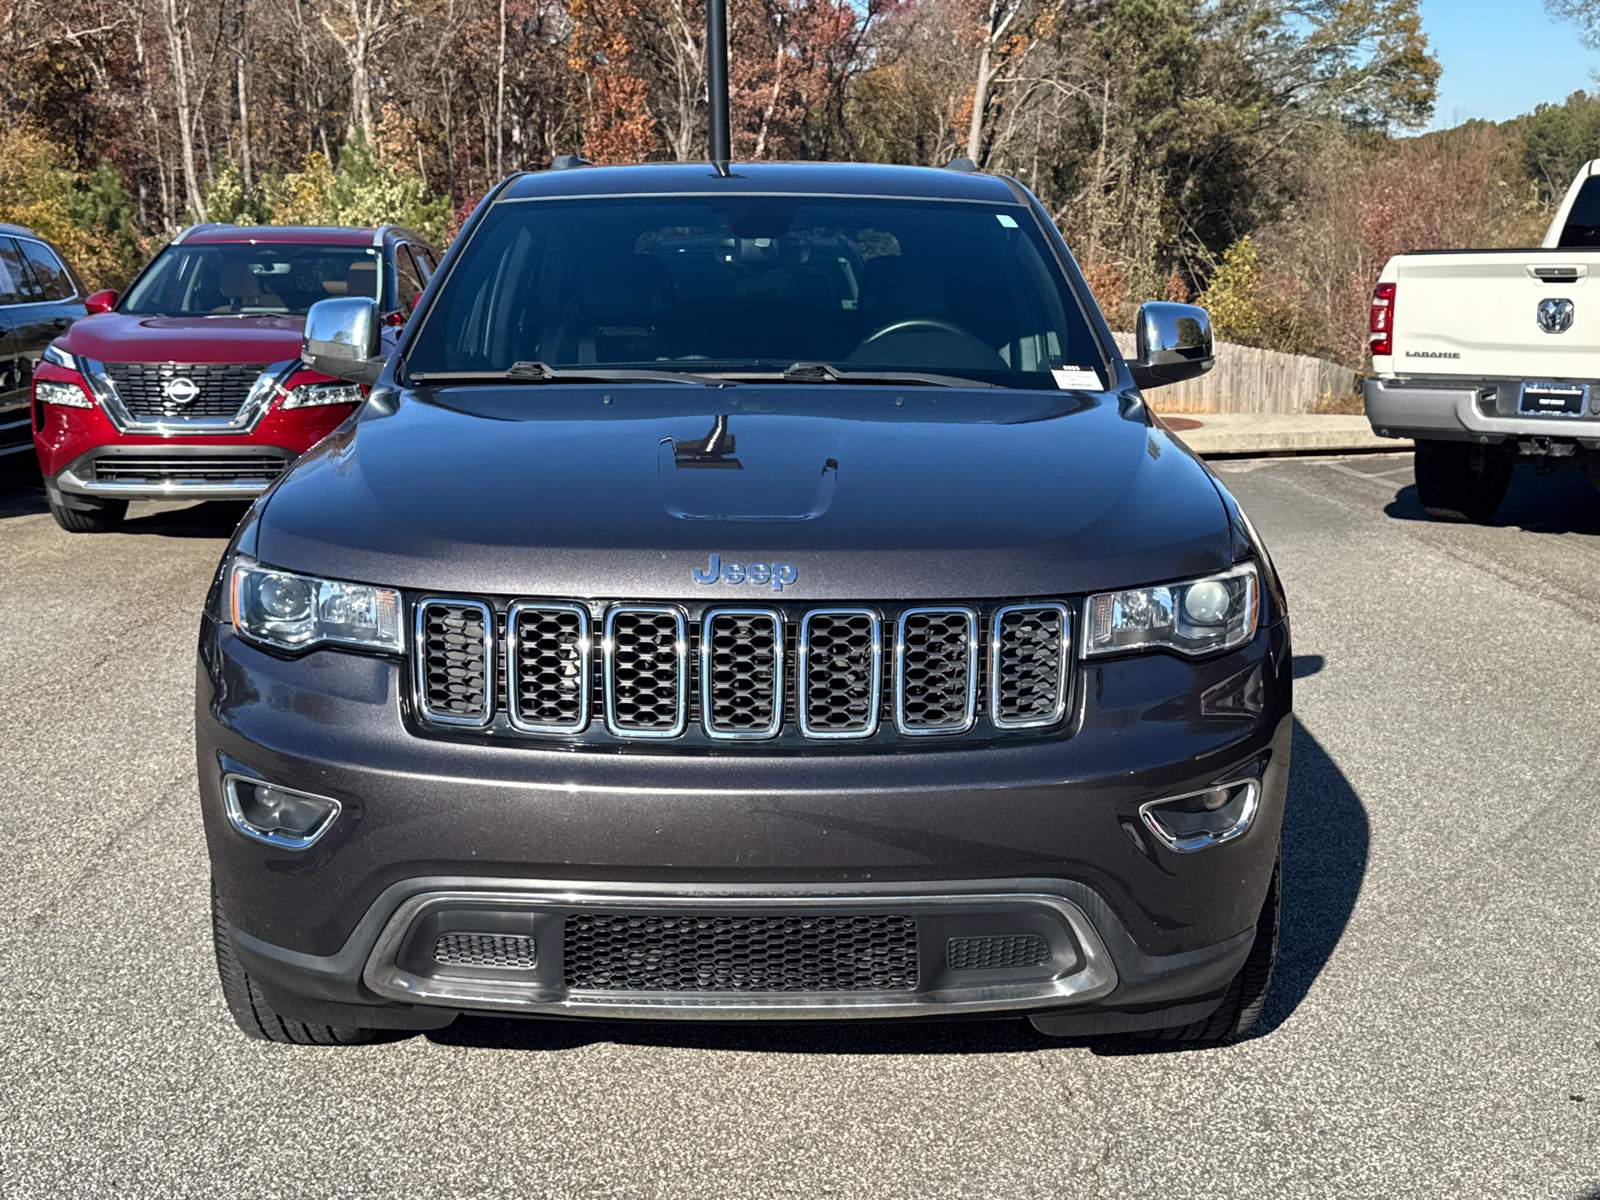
550,154,592,170
943,157,978,174
372,223,394,247
170,223,222,244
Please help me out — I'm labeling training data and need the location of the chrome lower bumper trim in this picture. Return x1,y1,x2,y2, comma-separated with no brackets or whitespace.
53,466,273,500
362,886,1119,1019
1365,377,1600,444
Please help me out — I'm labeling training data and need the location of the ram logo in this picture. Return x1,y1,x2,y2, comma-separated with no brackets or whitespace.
1537,297,1575,335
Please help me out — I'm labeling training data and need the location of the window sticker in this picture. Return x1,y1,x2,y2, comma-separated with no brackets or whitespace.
996,214,1019,229
1051,365,1102,390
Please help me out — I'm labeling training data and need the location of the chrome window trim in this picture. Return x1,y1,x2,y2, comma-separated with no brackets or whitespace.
603,604,688,739
797,608,882,739
700,608,784,740
413,597,495,728
989,602,1072,730
505,601,591,735
222,772,341,851
894,606,979,736
12,235,80,303
79,357,297,436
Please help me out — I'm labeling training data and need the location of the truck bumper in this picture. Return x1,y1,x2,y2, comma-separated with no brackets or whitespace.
1365,376,1600,446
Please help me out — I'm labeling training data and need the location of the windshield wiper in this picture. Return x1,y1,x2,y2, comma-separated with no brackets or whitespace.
407,361,728,386
775,362,996,389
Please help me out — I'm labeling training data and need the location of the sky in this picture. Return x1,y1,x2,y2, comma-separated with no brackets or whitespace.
1420,0,1595,129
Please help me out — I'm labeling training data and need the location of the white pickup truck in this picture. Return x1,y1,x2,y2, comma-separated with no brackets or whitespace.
1365,160,1600,521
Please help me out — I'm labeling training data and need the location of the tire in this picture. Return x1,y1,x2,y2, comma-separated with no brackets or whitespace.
1413,440,1511,524
1144,856,1280,1043
211,885,375,1045
47,494,127,533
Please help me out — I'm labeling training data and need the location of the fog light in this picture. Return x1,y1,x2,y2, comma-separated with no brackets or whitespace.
1138,780,1259,853
224,775,341,849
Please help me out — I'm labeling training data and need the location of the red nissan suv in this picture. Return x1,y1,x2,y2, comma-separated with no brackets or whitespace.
31,223,439,532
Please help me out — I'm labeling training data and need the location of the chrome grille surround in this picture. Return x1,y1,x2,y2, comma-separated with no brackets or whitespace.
79,357,294,435
989,603,1071,730
797,608,882,739
506,601,591,734
700,608,784,740
894,607,980,736
604,605,689,738
414,599,494,727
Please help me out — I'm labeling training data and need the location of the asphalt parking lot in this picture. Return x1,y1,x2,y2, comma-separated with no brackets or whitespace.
0,449,1596,1199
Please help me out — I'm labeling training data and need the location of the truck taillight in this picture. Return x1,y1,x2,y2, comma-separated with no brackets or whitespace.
1369,282,1396,357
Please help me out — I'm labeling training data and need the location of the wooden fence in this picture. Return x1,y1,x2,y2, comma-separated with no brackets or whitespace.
1110,332,1358,415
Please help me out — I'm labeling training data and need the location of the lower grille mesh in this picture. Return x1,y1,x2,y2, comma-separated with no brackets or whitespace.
563,913,920,992
947,934,1052,971
434,932,538,970
92,455,288,484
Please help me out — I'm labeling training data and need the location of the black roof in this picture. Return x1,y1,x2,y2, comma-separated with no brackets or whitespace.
497,161,1024,206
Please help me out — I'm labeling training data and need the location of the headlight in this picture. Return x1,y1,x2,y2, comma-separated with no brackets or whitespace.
42,343,77,370
1084,563,1259,657
231,558,402,652
281,381,365,409
34,379,94,408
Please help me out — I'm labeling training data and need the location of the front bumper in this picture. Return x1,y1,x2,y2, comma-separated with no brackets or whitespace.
1365,376,1600,446
199,612,1291,1028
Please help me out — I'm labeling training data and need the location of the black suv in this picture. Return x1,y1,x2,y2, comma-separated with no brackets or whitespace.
199,162,1291,1046
0,224,86,457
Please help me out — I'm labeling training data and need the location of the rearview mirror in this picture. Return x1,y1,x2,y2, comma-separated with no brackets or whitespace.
302,297,384,385
84,289,117,314
1128,302,1214,391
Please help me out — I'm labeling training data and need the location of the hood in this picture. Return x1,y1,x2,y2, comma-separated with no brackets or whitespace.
61,312,305,365
250,385,1234,600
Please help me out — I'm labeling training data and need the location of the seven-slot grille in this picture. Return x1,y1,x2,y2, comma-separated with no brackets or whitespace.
101,361,268,419
413,598,1073,745
563,913,919,992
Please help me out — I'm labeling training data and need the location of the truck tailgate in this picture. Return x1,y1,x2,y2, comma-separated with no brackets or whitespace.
1388,252,1598,378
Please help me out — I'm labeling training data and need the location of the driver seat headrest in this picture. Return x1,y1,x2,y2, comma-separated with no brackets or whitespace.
580,255,675,326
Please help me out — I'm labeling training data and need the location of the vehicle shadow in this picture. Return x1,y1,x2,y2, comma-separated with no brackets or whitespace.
1384,462,1600,535
426,714,1367,1058
120,501,251,539
0,458,48,519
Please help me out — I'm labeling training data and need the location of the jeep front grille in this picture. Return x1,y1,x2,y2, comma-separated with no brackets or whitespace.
508,602,590,733
563,912,919,992
101,361,268,420
413,597,1074,748
415,599,492,726
701,610,783,739
604,606,688,737
991,604,1070,729
895,607,979,735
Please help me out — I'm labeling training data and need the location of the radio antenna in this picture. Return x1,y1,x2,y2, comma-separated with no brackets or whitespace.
706,0,732,174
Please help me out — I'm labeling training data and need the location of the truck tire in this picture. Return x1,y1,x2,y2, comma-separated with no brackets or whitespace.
1413,440,1511,524
1143,857,1279,1043
211,885,375,1045
47,494,127,533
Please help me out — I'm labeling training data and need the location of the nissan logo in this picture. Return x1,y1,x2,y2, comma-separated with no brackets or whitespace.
162,377,200,405
1537,297,1575,335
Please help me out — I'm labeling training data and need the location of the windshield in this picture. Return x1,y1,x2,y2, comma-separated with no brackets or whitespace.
121,243,382,317
404,196,1105,388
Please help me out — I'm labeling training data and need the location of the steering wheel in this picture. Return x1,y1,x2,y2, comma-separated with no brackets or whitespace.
858,317,978,345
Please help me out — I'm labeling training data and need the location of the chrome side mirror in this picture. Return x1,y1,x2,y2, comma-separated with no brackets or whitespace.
1128,301,1215,390
302,297,384,385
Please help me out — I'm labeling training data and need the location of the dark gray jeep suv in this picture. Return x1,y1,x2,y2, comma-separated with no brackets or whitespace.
198,161,1291,1046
